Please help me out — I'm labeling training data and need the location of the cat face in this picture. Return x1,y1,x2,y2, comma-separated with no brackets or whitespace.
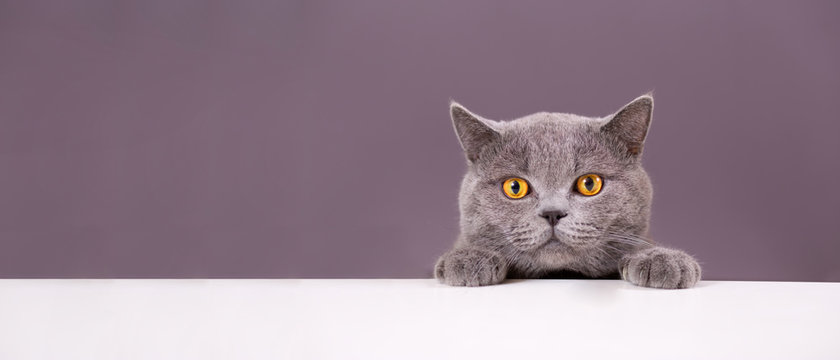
452,96,654,276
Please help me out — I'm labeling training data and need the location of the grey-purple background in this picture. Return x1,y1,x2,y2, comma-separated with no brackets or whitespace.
1,1,838,280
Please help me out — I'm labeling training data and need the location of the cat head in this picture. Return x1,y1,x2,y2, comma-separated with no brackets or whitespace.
451,95,654,275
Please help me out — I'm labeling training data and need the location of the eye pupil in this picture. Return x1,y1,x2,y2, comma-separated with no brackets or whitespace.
510,181,520,194
584,178,594,191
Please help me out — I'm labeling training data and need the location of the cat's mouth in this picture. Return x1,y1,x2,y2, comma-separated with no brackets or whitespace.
545,235,570,247
535,235,574,253
545,227,600,248
512,225,601,251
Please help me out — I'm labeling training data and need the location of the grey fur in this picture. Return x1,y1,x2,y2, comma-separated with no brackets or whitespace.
435,95,701,289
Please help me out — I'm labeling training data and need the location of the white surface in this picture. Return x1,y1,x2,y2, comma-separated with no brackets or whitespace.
1,279,838,360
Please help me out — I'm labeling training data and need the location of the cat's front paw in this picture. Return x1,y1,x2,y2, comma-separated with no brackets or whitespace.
620,247,701,289
435,247,507,287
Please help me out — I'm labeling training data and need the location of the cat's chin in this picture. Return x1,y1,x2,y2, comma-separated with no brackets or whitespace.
533,240,577,266
532,237,604,268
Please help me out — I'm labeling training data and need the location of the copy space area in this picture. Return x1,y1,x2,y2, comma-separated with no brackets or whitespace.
1,279,838,359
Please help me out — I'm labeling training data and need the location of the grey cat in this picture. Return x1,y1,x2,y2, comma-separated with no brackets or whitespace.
435,94,701,289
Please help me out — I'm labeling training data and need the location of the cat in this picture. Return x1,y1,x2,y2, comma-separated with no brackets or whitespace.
434,94,701,289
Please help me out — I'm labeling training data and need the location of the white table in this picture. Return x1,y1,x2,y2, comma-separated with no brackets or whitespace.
1,279,838,359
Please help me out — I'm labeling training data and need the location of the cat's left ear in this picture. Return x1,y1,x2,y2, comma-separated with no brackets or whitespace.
601,94,654,156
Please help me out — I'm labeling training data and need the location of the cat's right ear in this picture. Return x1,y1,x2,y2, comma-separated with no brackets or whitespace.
450,101,500,163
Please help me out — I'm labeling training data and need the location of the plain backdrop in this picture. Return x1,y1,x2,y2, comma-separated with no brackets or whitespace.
1,0,838,280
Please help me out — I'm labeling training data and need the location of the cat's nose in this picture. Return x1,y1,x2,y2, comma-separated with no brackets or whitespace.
539,209,568,226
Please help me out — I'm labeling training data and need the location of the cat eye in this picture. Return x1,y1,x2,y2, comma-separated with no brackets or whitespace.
575,174,603,196
502,178,529,199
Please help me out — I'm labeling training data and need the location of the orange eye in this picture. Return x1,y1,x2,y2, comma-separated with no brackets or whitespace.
502,178,529,199
576,174,603,196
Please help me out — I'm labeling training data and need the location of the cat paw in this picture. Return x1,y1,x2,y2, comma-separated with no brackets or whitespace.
620,247,701,289
435,247,507,287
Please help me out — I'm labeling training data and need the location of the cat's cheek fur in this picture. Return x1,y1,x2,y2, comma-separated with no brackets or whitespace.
619,247,701,289
435,247,508,287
